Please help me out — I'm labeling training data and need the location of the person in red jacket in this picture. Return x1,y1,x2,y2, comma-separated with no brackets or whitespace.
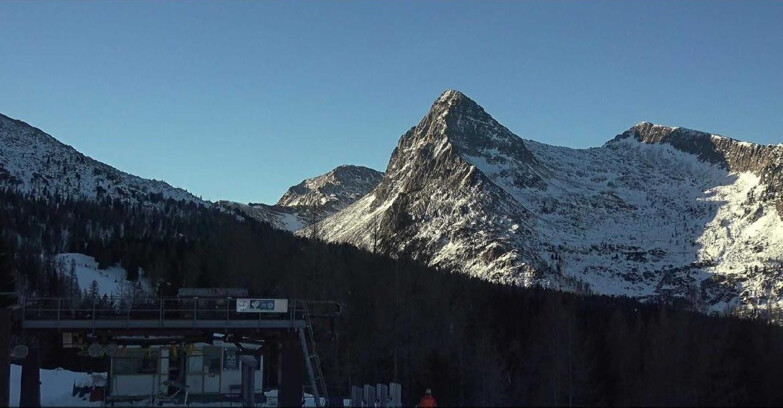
417,388,437,407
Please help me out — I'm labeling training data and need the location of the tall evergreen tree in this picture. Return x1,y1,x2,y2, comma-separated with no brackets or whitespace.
0,231,16,307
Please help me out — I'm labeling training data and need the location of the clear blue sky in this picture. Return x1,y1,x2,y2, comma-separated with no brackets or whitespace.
1,1,781,204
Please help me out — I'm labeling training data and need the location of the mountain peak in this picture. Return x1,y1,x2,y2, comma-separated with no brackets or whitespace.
428,89,485,121
276,164,383,211
413,91,543,184
436,89,468,104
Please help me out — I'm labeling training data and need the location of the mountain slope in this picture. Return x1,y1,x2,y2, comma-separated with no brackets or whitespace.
311,90,551,285
313,90,783,313
221,165,382,232
218,201,307,232
0,113,203,206
277,165,383,212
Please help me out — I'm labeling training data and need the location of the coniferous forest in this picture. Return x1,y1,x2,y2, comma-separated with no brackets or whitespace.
3,188,783,406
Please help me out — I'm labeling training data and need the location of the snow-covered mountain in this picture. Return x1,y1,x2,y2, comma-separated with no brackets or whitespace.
221,165,382,232
5,94,782,316
311,90,783,314
218,201,308,232
0,111,379,233
0,113,204,206
278,165,384,213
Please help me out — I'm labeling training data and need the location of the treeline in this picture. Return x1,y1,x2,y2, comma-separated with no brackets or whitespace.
2,188,783,405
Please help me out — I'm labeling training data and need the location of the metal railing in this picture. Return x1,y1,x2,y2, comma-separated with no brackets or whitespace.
18,297,343,332
21,296,299,325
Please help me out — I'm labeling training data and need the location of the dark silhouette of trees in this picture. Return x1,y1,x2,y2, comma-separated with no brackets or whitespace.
4,188,783,405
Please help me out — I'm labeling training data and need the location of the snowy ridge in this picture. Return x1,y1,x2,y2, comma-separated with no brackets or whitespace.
312,90,783,314
277,165,383,212
222,165,382,232
618,121,783,217
0,113,205,206
218,200,307,232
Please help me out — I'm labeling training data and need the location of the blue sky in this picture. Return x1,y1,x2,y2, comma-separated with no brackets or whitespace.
1,1,781,204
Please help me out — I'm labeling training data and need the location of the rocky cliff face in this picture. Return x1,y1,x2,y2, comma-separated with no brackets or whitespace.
313,91,783,315
277,165,383,213
312,90,550,285
222,165,383,232
617,122,783,217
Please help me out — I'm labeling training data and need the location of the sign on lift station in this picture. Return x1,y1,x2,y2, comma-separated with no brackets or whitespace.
236,298,288,313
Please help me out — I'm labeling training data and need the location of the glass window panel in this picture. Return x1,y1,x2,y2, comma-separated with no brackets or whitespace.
139,350,158,374
113,358,137,375
188,354,203,374
204,346,221,375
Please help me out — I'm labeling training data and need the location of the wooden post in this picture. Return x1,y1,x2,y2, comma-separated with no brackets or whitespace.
19,346,40,407
279,332,304,408
0,309,10,408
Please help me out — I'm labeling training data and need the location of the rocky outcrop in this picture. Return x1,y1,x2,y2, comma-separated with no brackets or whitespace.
223,165,382,232
277,165,383,214
617,122,783,217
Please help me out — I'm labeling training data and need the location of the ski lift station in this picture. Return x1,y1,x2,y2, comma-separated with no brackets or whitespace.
106,340,263,403
1,288,363,407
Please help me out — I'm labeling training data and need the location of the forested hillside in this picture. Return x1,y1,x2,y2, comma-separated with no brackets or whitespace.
2,188,783,406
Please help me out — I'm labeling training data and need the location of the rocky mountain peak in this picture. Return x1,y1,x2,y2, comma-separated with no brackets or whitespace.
276,164,383,212
382,90,544,199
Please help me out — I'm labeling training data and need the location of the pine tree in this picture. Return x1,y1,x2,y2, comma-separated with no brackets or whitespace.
88,280,100,301
0,232,17,307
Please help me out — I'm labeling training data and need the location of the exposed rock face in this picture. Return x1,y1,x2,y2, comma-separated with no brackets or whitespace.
0,113,203,206
617,122,783,217
277,165,383,213
313,91,783,315
223,165,383,232
312,90,549,285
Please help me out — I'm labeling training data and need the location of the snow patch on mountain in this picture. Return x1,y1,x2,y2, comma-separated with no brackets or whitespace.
54,253,153,298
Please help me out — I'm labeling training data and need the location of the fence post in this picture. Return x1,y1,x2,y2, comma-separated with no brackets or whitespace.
160,298,164,327
226,297,230,325
56,298,61,322
1,309,11,407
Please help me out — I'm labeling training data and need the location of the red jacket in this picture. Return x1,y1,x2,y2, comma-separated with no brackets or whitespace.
418,394,437,407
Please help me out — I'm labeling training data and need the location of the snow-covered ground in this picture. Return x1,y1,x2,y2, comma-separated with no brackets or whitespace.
54,253,154,298
8,365,339,407
9,365,104,407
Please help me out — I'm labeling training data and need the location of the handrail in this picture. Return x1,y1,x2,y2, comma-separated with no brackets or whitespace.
20,296,293,324
20,296,340,330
